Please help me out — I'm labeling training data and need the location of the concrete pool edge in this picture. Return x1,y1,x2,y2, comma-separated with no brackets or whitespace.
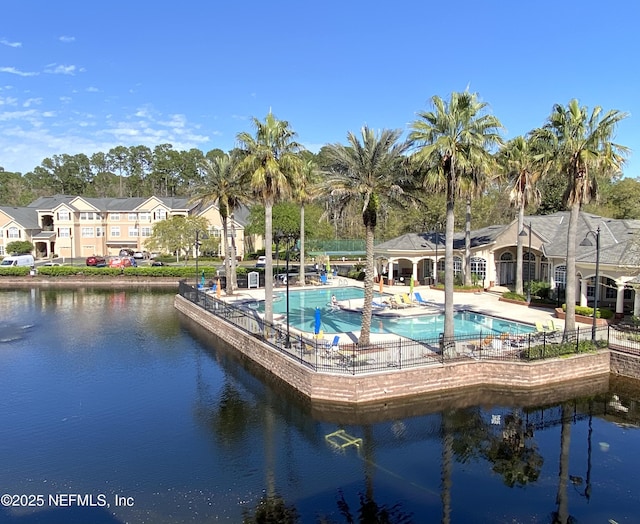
175,295,612,405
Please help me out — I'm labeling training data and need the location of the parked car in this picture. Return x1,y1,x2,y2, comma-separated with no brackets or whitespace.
255,256,267,268
119,248,134,257
151,261,168,266
133,251,145,260
86,256,106,267
108,257,137,268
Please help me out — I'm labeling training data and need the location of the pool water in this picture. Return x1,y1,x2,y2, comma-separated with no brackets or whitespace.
259,287,535,338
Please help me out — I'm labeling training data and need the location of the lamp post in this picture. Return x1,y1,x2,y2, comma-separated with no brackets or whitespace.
275,230,298,348
195,229,208,289
580,226,601,342
519,222,532,302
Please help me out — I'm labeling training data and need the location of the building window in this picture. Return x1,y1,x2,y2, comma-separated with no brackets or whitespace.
155,209,167,220
212,229,221,238
96,227,104,237
453,256,462,276
128,213,137,221
81,227,94,238
141,226,152,237
554,265,566,287
0,245,4,256
110,226,120,238
110,213,120,221
604,277,617,299
7,226,20,239
128,226,139,237
57,210,70,221
470,257,486,280
523,252,536,281
500,252,513,261
58,227,71,238
79,212,97,221
139,212,150,222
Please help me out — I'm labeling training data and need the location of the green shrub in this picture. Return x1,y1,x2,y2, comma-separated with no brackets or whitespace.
502,291,526,302
0,266,30,277
561,304,614,319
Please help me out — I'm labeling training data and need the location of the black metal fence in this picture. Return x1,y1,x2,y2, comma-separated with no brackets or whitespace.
178,281,635,375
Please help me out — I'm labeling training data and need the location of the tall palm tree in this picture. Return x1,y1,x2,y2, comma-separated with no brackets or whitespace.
294,160,321,286
194,153,248,295
534,100,628,333
237,112,303,324
410,91,503,346
498,136,545,295
323,126,410,346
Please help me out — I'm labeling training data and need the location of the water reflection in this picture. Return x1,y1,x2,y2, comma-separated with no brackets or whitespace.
1,286,640,523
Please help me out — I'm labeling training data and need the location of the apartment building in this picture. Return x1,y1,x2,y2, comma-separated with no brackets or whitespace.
0,194,248,260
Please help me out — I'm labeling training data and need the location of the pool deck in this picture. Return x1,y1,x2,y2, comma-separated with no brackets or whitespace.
208,278,563,348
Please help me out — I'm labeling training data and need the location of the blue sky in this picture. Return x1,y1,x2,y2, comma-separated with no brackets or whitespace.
2,0,639,177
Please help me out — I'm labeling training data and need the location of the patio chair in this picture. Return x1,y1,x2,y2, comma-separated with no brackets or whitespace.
400,293,417,306
546,320,561,332
413,292,432,306
372,300,389,309
323,335,341,358
389,296,410,309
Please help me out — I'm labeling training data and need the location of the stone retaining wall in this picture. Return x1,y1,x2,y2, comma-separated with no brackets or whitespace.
175,295,612,405
610,350,640,380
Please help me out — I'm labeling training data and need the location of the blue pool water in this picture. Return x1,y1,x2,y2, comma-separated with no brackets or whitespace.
259,287,535,338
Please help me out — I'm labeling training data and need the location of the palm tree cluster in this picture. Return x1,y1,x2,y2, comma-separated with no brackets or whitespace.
191,94,628,345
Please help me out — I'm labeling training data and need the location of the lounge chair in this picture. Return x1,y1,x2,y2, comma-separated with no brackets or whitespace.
400,293,417,306
389,296,410,309
372,300,389,309
413,292,432,306
323,335,341,358
535,321,559,340
546,320,561,332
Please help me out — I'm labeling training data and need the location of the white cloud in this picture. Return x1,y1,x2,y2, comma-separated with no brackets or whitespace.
0,38,22,48
86,86,99,92
59,36,75,43
22,98,42,108
0,103,214,173
0,67,38,77
0,96,18,107
44,64,81,75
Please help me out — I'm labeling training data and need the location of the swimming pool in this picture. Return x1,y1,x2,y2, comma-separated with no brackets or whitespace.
255,287,535,339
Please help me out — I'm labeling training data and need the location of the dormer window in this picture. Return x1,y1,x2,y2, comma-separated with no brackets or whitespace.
58,210,70,221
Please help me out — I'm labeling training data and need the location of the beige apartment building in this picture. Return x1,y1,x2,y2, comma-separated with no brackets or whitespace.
0,194,249,261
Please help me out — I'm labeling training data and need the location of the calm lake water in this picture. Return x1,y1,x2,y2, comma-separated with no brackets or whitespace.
1,286,639,524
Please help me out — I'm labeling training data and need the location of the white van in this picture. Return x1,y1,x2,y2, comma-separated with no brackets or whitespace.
1,254,35,267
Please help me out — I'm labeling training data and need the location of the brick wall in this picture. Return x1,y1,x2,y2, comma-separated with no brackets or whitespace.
610,350,640,380
175,295,612,405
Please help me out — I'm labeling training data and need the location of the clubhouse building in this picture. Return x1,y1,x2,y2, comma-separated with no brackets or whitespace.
375,211,640,318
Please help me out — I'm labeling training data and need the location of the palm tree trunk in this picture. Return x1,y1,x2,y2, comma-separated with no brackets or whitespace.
299,205,305,285
564,202,579,333
515,205,524,295
222,216,232,295
264,202,274,325
464,196,472,286
230,212,238,292
444,172,455,345
359,223,375,346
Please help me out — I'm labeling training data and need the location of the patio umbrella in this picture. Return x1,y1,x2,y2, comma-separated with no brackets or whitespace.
379,275,384,294
200,270,205,288
409,275,414,300
216,278,221,298
314,307,321,335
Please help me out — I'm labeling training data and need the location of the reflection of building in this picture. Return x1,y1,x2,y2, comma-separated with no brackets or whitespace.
374,211,640,317
0,194,253,260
